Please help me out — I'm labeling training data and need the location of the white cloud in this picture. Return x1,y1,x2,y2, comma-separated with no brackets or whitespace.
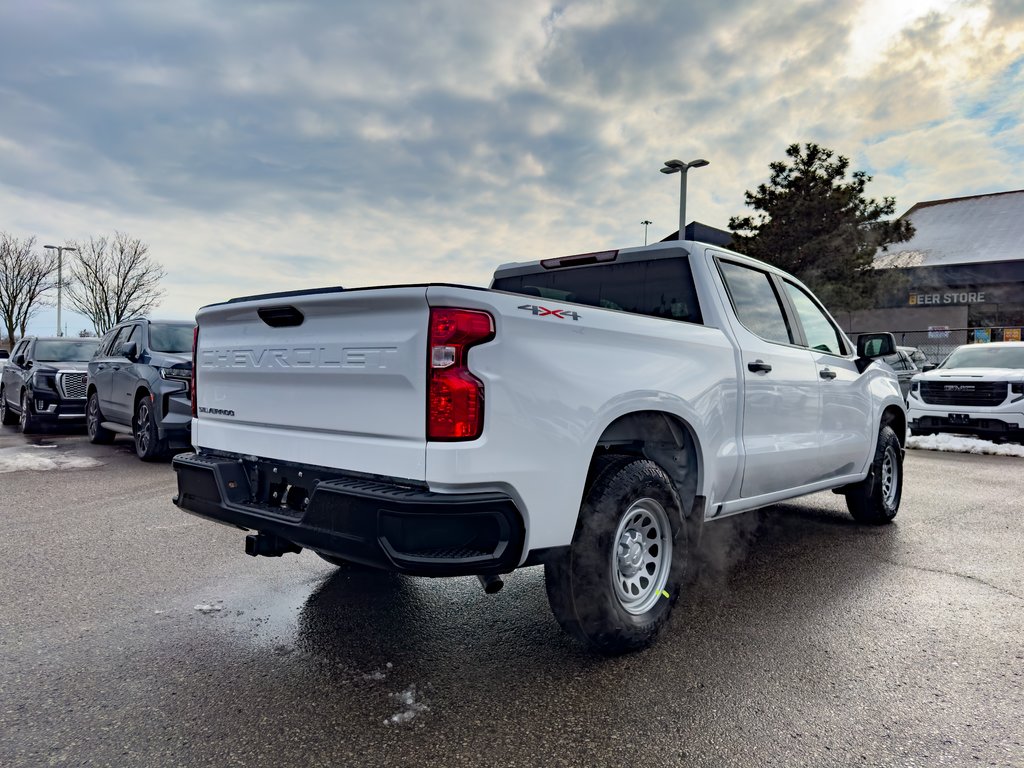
0,0,1021,330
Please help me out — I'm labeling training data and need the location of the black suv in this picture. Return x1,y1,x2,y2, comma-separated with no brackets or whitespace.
1,337,102,433
87,318,195,460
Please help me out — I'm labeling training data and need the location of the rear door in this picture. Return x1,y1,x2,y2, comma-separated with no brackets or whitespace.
715,258,822,498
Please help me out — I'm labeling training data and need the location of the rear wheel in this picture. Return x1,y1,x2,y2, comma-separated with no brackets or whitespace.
19,391,38,434
87,392,115,445
134,396,165,461
845,425,902,524
0,387,16,425
544,456,689,655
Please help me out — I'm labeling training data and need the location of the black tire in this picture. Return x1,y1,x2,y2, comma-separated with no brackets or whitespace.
133,396,165,461
87,392,115,445
845,425,903,524
19,391,38,434
544,456,689,655
0,387,17,426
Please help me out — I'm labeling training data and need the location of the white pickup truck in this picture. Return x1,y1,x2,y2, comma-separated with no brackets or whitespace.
173,240,907,654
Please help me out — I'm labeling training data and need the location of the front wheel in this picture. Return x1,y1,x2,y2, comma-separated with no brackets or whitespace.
19,391,38,434
134,396,165,461
845,425,903,524
544,456,689,655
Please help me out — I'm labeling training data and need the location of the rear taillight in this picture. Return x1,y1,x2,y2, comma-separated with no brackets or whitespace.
427,308,495,441
191,325,199,418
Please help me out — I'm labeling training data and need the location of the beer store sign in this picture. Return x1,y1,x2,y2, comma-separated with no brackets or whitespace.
909,291,986,306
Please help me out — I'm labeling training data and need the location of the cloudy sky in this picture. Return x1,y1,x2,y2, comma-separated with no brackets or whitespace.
3,0,1022,335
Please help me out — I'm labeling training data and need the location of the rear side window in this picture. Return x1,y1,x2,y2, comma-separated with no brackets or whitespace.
717,261,793,344
492,258,702,324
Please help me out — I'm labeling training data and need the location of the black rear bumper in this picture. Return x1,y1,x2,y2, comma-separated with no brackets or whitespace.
172,452,525,576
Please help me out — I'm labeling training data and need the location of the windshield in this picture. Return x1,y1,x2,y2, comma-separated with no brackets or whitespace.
149,323,196,354
939,344,1024,370
34,339,101,362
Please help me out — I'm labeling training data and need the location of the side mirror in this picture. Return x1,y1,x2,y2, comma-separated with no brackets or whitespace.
857,332,896,359
119,341,139,361
922,363,937,372
14,353,26,368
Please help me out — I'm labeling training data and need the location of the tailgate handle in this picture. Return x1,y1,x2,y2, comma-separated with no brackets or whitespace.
257,306,305,328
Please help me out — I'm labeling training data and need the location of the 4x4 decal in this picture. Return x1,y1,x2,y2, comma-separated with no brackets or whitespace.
517,304,581,321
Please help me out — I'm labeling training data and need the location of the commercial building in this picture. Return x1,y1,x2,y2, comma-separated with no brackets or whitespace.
843,189,1024,346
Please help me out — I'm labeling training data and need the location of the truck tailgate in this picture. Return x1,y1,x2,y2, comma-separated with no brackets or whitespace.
193,287,429,481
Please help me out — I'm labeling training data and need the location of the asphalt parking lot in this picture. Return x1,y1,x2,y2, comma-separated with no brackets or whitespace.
1,431,1022,767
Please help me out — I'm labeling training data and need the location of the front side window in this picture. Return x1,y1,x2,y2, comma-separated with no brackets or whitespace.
783,281,846,355
107,326,131,356
718,261,792,344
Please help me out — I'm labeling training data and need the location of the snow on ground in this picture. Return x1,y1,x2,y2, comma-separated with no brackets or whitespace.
385,684,429,725
0,446,103,473
907,433,1024,457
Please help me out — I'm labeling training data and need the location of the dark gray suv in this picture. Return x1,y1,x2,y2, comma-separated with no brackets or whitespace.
87,318,195,460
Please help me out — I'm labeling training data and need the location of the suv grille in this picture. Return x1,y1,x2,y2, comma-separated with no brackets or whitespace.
57,371,88,400
920,381,1007,407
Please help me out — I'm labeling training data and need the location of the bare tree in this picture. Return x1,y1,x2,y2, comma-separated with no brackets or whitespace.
0,233,59,351
66,232,166,335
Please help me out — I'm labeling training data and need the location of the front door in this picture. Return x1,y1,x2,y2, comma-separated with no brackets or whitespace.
781,280,872,481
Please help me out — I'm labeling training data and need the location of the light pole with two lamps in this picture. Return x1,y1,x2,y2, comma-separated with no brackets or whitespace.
660,158,709,241
43,244,78,337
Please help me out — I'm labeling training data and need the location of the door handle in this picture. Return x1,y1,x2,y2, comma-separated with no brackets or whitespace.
747,360,772,374
819,368,837,380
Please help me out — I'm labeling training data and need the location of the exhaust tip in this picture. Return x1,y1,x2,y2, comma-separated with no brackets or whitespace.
477,574,504,594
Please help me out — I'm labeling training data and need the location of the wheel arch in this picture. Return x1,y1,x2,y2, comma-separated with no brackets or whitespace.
590,410,706,534
134,385,153,409
880,405,906,448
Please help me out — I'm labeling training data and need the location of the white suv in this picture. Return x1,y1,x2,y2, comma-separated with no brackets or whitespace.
907,341,1024,441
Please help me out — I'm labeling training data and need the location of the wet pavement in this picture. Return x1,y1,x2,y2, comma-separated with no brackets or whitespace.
0,432,1022,767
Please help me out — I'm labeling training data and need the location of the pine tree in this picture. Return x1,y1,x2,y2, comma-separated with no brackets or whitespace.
728,143,914,311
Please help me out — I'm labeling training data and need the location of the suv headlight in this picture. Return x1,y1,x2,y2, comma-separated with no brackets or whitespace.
1012,383,1023,394
159,367,191,381
31,371,57,390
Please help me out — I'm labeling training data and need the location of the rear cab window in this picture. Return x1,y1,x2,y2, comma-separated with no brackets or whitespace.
492,256,703,324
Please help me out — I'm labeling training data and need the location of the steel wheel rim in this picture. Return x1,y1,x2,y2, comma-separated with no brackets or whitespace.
136,401,151,454
881,445,898,507
611,497,672,615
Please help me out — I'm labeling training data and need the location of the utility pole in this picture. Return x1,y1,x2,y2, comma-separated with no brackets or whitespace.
659,158,709,240
641,220,652,246
44,244,78,337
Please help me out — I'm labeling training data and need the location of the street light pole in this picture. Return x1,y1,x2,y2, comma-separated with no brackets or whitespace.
641,220,652,246
44,245,78,337
660,158,709,241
